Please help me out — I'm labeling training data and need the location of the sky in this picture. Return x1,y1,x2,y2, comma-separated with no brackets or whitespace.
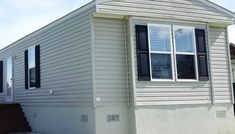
0,0,234,49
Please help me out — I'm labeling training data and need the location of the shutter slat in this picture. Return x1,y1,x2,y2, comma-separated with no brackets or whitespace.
195,29,209,81
0,61,3,93
24,50,29,89
35,45,41,88
136,25,150,81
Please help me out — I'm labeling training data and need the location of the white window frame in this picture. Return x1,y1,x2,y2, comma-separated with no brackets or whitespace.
28,46,36,90
148,24,175,82
173,26,199,82
147,24,199,82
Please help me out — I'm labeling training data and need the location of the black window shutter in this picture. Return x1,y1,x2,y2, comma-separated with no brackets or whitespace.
0,61,3,93
135,25,150,81
195,29,209,81
24,50,29,89
35,45,41,88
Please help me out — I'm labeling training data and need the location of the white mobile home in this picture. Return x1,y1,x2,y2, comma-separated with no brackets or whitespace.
0,0,235,134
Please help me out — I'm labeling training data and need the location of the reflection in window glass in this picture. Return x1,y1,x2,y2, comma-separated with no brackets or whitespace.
28,47,36,88
151,54,172,79
174,26,194,53
176,55,196,79
149,25,171,52
6,57,12,96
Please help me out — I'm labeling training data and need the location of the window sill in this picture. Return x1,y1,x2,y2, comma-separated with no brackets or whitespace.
28,87,36,90
150,79,199,82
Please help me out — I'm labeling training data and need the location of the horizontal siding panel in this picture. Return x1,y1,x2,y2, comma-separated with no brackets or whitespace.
137,92,211,97
137,96,211,101
137,100,211,106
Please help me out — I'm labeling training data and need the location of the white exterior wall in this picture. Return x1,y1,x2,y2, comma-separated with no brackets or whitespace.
0,2,95,107
0,2,97,134
96,0,234,107
93,17,130,134
135,105,235,134
209,26,233,104
23,106,95,134
93,17,129,107
94,0,235,133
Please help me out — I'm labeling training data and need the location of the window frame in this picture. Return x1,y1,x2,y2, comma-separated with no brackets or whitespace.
173,25,199,82
148,24,175,82
147,24,199,82
27,45,36,90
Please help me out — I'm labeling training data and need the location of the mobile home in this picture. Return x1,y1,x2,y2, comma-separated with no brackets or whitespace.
0,0,235,134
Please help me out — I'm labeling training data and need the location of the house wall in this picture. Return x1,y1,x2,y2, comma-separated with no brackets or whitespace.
23,106,95,134
96,0,234,106
130,19,234,134
0,2,95,107
93,17,129,107
0,2,96,134
92,15,235,134
97,0,234,24
94,0,235,132
231,60,235,83
134,105,235,134
93,17,130,134
209,26,233,104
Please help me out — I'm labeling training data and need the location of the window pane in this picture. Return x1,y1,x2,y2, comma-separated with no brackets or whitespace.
28,47,36,88
151,54,172,79
28,47,35,68
174,26,195,53
149,25,171,52
29,68,36,87
6,57,12,96
176,55,196,79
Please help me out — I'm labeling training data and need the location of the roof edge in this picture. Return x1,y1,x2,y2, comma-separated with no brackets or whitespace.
97,0,235,18
199,0,235,17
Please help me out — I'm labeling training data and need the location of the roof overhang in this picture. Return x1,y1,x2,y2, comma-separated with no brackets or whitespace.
96,0,235,24
200,0,235,17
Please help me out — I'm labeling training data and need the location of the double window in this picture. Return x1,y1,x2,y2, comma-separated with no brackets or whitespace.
25,45,41,89
136,24,208,82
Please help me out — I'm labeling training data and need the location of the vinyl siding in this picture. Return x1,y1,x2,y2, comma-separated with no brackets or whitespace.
132,19,212,106
97,0,234,24
209,26,232,104
94,17,129,106
0,2,96,107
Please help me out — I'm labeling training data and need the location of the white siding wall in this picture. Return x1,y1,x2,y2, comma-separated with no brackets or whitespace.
209,26,232,104
94,17,129,106
97,0,234,24
0,3,96,107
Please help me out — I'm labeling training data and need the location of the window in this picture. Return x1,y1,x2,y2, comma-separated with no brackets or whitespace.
148,24,174,80
28,47,36,88
25,45,41,89
136,24,208,82
173,26,198,80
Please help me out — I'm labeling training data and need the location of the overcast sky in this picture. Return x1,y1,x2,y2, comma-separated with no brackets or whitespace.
0,0,234,49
